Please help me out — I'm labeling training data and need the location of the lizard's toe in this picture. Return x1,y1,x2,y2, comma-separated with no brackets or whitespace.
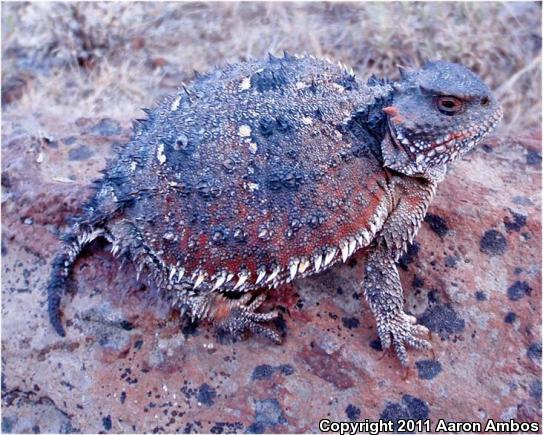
378,312,433,366
215,293,280,344
393,336,409,367
248,321,282,344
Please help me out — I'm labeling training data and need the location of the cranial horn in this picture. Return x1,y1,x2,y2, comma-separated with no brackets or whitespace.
397,64,415,80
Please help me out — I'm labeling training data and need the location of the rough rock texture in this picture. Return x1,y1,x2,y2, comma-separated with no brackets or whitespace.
2,113,541,432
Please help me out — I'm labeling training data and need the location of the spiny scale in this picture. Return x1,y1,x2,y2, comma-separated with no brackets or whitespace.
162,218,382,292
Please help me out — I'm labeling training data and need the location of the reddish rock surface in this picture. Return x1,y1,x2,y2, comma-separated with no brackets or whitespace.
2,114,541,433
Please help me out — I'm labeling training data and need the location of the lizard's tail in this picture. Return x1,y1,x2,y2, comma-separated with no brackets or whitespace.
47,228,104,337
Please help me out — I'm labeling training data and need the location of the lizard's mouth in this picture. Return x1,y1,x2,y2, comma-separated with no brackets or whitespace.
387,106,503,166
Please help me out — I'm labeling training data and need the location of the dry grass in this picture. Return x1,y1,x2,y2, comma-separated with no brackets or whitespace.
2,2,541,135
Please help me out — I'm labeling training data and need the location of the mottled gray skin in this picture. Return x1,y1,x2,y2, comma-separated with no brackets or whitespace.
47,53,502,367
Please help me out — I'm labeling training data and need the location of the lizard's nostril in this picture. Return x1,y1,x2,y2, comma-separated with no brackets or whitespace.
481,96,490,106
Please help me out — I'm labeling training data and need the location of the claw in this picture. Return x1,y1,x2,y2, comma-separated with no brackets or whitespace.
377,346,390,361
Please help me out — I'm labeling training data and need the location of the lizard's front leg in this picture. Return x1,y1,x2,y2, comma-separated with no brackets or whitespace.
364,247,430,366
363,175,438,366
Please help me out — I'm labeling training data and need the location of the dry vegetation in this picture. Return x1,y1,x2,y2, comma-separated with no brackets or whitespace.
2,2,541,135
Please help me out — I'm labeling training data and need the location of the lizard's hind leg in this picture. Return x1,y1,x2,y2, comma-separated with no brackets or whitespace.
167,289,280,343
47,226,110,336
213,293,281,344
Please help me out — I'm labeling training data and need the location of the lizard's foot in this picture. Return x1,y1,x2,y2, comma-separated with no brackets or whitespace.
216,293,281,344
377,312,431,367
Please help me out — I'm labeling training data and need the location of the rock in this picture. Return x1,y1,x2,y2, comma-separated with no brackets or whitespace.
480,229,508,256
345,404,361,421
251,365,274,381
248,399,287,432
380,395,429,430
415,360,443,380
507,281,532,301
1,72,33,106
424,213,449,239
1,113,541,431
67,144,94,161
90,118,122,137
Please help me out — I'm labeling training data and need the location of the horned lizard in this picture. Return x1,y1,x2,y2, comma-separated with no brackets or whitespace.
47,53,502,366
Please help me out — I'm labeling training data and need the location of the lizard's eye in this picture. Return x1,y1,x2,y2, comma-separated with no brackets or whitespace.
436,96,463,115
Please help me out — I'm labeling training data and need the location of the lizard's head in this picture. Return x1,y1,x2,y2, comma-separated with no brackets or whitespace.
381,61,503,177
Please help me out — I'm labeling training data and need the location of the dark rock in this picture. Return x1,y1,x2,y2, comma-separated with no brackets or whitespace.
507,281,532,301
182,320,199,337
119,320,134,330
91,118,122,136
480,230,507,256
481,143,493,153
529,379,542,402
424,213,449,238
345,404,361,421
2,417,14,433
341,317,360,329
415,360,442,380
197,383,217,406
380,395,429,431
402,395,429,420
102,415,112,431
251,365,274,381
445,255,458,268
278,364,294,376
526,149,542,166
369,339,382,351
504,211,527,232
398,242,419,271
2,73,32,105
62,136,77,145
527,342,542,363
253,399,286,430
475,291,487,301
412,275,424,288
245,422,265,434
68,145,94,161
504,312,517,324
419,304,465,339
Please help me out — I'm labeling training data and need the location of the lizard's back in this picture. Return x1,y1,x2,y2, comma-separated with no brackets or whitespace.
103,54,393,291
